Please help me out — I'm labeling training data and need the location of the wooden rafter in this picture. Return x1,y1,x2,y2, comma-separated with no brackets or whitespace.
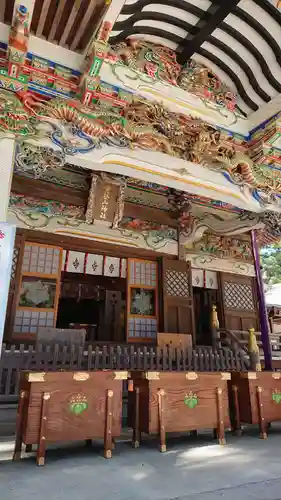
59,0,81,47
0,1,7,23
48,0,68,42
2,0,109,52
177,0,240,64
36,0,53,37
70,0,100,51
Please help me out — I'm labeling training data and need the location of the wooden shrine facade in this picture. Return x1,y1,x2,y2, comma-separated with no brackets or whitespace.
1,1,281,370
4,226,260,347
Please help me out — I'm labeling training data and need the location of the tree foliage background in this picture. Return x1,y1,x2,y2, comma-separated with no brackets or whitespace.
261,243,281,285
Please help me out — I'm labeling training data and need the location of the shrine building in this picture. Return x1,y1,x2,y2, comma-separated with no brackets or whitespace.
1,0,281,370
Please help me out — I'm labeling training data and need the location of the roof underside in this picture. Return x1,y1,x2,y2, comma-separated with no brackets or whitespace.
0,0,105,52
110,0,281,116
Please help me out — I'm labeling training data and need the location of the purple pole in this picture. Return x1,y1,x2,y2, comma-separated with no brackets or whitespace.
251,230,272,370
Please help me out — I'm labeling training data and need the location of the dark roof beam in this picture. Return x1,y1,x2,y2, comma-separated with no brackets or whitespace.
177,0,240,64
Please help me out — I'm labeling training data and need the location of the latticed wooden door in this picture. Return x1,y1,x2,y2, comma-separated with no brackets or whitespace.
220,273,259,331
161,258,195,337
13,242,63,339
127,258,158,342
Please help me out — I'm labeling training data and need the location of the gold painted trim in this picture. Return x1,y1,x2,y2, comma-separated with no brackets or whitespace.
73,372,90,381
114,371,128,380
143,371,160,380
185,372,198,380
272,373,281,380
221,373,231,380
102,161,243,200
27,372,46,382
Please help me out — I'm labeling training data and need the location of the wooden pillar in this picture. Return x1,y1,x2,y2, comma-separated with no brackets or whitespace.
13,390,26,461
104,389,113,458
231,385,242,436
216,387,226,445
178,230,186,261
0,142,16,351
132,386,140,448
256,386,267,439
158,389,166,452
0,139,16,222
251,230,272,370
37,392,51,466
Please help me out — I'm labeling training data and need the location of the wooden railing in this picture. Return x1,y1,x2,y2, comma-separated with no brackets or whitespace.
0,343,249,402
215,329,250,369
218,330,281,356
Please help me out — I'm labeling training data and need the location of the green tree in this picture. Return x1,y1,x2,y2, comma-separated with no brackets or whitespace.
261,243,281,285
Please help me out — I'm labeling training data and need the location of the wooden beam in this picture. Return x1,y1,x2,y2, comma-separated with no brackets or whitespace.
36,0,52,37
0,1,6,23
59,0,81,47
21,228,176,260
70,0,99,51
11,178,179,228
177,0,240,64
48,0,68,42
82,0,126,55
11,175,88,206
124,202,178,228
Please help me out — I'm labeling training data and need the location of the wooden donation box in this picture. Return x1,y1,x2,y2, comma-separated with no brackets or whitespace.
13,370,128,466
129,371,231,451
230,372,281,438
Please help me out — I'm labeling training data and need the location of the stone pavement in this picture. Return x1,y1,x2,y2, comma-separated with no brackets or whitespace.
1,428,281,500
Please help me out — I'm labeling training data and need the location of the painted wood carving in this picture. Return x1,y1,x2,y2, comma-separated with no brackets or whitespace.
188,234,253,262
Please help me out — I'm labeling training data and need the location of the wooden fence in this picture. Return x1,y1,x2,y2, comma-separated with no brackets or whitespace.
0,343,249,401
217,329,281,357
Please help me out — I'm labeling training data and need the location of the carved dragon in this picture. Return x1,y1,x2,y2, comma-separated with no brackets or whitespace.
0,90,35,136
123,100,224,162
0,89,279,198
110,39,237,111
19,93,174,155
110,39,181,85
209,151,281,195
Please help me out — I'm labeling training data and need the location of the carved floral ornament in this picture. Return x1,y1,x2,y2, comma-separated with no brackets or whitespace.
15,142,65,178
257,211,281,246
